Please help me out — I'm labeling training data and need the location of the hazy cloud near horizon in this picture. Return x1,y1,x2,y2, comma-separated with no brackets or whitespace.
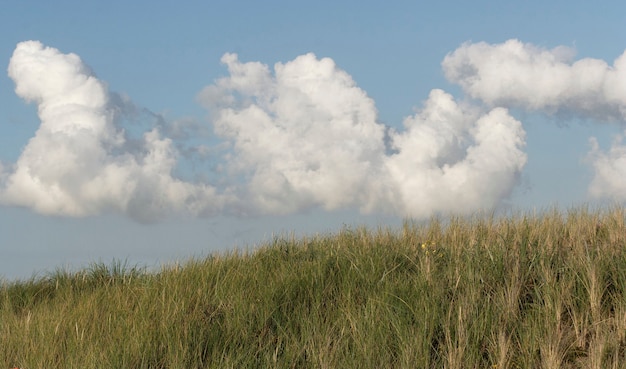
1,39,623,222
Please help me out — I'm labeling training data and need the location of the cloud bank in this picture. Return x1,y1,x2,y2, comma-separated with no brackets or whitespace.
1,41,529,221
443,39,626,201
7,38,626,221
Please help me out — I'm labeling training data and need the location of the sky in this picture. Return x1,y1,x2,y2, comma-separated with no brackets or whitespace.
1,1,626,281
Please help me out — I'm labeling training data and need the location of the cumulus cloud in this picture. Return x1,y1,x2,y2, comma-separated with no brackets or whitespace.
2,41,223,222
198,54,527,217
198,53,389,215
442,39,626,121
2,40,528,221
587,133,626,201
385,90,527,218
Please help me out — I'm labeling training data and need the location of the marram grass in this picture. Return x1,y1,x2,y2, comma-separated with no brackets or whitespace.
2,206,626,368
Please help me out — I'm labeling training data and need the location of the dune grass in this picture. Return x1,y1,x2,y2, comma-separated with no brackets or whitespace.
2,206,626,368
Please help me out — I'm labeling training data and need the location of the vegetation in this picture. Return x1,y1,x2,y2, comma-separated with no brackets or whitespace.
2,206,626,368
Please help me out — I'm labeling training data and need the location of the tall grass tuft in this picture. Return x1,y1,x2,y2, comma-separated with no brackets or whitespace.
2,206,626,368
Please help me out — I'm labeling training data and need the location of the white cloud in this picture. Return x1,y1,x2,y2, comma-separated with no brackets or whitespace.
385,90,527,218
198,53,391,215
587,132,626,201
2,41,223,222
442,39,626,121
198,54,527,217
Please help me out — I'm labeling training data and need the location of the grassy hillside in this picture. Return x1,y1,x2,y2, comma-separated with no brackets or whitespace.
2,207,626,368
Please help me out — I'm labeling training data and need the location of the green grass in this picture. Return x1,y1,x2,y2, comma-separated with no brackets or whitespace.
2,206,626,368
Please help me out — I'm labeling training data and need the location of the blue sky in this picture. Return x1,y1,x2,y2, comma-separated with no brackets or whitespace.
1,1,625,280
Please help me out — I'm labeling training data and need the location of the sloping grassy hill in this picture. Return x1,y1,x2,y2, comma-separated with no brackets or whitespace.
2,207,626,368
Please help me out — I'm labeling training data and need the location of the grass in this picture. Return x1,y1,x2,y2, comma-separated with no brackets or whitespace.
2,206,626,368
